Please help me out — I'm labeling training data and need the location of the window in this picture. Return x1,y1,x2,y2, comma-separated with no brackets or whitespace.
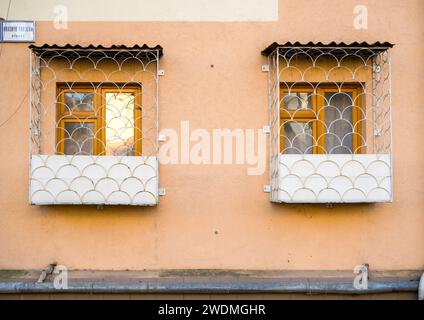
29,45,162,206
263,42,393,203
56,85,142,156
280,84,363,154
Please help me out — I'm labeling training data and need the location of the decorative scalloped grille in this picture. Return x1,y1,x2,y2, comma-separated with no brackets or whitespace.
266,45,392,203
29,46,161,206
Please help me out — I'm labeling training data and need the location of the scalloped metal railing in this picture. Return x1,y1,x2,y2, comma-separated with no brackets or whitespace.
29,45,162,206
266,45,392,203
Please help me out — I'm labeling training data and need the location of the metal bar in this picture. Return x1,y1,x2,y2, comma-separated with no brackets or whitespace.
387,50,394,202
28,50,33,204
0,280,418,295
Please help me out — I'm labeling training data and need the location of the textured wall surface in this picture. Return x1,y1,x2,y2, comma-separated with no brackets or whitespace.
0,0,423,271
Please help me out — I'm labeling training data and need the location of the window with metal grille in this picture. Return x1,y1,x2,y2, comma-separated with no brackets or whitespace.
29,45,163,206
262,42,393,203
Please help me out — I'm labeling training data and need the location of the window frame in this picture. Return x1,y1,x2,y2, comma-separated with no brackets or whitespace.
56,84,142,156
280,83,363,154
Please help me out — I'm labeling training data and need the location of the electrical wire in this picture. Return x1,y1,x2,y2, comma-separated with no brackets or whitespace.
0,90,29,129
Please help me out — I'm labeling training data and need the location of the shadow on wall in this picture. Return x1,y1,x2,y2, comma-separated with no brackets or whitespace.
269,201,380,217
30,203,159,217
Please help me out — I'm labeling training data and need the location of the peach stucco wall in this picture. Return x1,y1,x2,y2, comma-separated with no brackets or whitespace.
0,0,423,270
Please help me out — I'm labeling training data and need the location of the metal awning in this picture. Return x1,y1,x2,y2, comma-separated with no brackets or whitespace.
29,44,163,59
261,41,394,57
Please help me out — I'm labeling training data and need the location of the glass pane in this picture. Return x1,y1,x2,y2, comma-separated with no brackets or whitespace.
64,122,94,155
283,92,312,110
324,92,353,154
283,122,313,154
105,92,136,156
64,92,94,112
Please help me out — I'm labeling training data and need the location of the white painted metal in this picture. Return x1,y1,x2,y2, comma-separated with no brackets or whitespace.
30,155,158,205
29,46,161,206
158,133,167,142
262,125,271,134
158,187,166,196
266,45,393,203
419,272,424,300
277,154,391,203
261,65,270,72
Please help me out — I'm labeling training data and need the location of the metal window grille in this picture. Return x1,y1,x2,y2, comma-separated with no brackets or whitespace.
29,45,163,206
264,42,393,203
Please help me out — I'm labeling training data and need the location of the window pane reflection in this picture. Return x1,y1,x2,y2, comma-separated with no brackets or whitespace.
105,92,136,156
64,92,94,112
64,122,94,155
283,122,313,154
283,92,312,110
324,92,353,154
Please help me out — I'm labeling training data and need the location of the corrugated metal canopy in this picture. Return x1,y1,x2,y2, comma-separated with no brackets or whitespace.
29,44,163,59
261,41,394,56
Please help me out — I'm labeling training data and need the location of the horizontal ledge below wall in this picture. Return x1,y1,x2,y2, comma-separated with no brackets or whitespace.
0,280,418,295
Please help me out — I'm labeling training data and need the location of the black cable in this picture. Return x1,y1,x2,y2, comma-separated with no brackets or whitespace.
0,89,28,129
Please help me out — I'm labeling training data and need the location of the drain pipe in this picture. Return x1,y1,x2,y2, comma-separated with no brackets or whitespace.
419,272,424,300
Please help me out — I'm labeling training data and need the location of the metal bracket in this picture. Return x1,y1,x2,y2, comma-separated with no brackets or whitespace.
373,64,381,73
157,69,165,76
262,125,271,134
158,133,166,142
37,262,57,283
263,185,271,193
158,187,166,196
419,272,424,300
261,65,270,72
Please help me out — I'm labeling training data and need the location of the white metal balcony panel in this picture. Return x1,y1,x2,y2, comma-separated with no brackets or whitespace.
277,154,391,203
30,155,158,206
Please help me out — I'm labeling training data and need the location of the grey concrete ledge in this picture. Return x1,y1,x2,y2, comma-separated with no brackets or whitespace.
0,280,418,295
